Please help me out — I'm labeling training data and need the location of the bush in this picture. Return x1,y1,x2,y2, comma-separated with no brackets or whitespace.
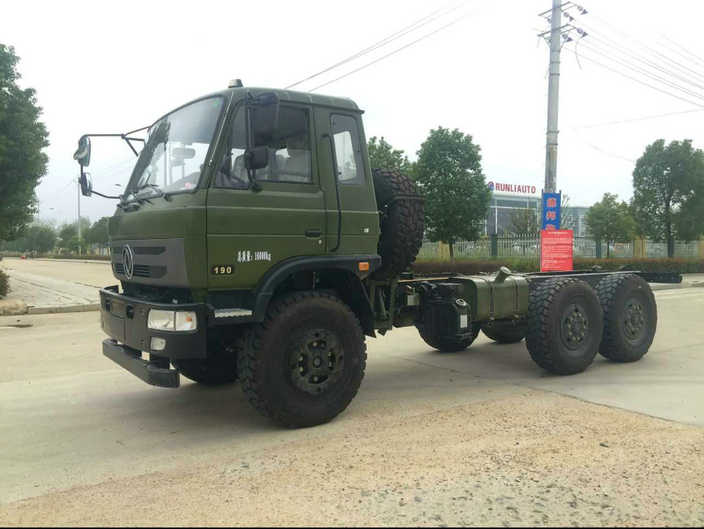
411,257,704,276
0,269,8,298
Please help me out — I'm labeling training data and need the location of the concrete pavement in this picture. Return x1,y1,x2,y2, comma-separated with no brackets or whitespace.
0,287,703,525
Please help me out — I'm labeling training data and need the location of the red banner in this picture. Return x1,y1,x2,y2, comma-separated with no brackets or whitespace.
540,229,573,272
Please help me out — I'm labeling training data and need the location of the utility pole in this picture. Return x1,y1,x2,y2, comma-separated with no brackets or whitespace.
77,178,82,256
544,0,561,194
538,2,588,194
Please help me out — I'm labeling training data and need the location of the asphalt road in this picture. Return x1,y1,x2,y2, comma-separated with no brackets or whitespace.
1,282,703,526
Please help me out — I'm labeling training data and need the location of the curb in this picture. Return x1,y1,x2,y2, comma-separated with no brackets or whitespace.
27,303,101,315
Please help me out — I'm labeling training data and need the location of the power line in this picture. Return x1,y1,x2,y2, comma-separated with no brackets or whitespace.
285,2,463,90
579,11,704,86
309,13,470,92
578,26,704,92
658,35,704,69
574,107,704,129
568,45,704,108
576,39,704,103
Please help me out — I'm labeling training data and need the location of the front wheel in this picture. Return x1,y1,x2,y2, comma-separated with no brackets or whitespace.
238,291,367,428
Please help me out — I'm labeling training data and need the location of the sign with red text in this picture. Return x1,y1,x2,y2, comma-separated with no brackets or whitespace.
540,229,573,272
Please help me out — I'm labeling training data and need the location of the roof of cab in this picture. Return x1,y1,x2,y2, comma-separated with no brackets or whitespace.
213,86,362,113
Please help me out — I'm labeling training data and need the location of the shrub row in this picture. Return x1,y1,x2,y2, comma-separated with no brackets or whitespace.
0,269,8,298
412,257,704,276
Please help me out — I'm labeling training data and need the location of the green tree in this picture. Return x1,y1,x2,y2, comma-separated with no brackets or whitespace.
57,218,90,252
632,139,704,256
585,193,637,258
367,136,412,174
509,208,539,235
414,127,490,259
0,45,49,241
85,217,110,246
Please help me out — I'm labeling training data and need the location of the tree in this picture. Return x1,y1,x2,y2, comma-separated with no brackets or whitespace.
632,139,704,257
414,127,491,259
585,193,637,258
57,218,90,253
367,136,412,174
560,194,576,231
85,217,110,246
509,208,539,235
1,222,56,253
0,45,49,241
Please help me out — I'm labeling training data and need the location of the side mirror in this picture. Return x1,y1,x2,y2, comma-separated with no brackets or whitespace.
245,146,270,171
249,92,280,145
73,136,91,167
79,173,93,197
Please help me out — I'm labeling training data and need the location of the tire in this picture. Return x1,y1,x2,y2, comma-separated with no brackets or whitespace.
596,274,657,362
371,169,424,280
526,278,604,375
417,322,481,352
237,291,366,428
172,332,239,386
481,319,528,344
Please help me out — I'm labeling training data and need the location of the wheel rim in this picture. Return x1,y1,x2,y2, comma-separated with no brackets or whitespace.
289,328,345,395
623,296,647,343
560,302,590,352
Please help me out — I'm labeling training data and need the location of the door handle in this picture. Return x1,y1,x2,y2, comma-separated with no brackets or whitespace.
305,229,322,238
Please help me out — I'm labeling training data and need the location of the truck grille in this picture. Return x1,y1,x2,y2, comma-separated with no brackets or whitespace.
113,263,166,279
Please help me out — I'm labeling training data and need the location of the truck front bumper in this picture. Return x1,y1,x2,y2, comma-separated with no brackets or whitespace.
99,285,209,361
103,339,180,388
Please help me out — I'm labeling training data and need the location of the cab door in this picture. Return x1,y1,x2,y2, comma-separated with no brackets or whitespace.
314,108,380,255
207,103,326,290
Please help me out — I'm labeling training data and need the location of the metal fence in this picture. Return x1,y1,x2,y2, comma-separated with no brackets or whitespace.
419,235,702,260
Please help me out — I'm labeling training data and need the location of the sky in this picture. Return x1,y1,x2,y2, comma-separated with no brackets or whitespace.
3,0,704,225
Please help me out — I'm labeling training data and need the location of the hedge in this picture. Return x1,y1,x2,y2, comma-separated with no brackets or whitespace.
412,257,704,276
0,269,8,298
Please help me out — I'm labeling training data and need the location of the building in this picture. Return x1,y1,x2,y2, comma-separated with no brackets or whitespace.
484,180,588,237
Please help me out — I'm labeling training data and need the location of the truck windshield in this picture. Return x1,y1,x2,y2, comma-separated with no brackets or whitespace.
127,96,224,198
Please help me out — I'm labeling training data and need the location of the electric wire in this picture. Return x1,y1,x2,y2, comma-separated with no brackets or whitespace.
285,2,463,90
658,35,704,69
309,13,470,92
578,27,704,92
576,39,704,103
575,107,704,129
567,45,704,108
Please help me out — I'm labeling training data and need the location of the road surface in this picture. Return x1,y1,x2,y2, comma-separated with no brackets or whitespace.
0,279,703,526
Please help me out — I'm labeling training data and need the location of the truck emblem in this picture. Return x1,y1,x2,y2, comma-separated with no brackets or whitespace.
122,245,135,279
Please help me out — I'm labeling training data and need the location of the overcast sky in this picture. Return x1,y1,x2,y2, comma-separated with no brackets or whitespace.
4,0,704,225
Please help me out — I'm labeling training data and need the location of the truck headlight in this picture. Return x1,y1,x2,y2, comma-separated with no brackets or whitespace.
148,310,197,331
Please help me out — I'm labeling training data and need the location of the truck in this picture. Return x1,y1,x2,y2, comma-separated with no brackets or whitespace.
73,81,662,428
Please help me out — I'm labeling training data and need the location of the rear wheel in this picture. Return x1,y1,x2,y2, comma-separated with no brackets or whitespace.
238,291,366,428
526,278,603,375
481,319,528,344
596,274,656,362
417,322,481,352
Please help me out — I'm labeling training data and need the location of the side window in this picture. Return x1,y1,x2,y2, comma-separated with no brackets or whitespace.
214,105,313,188
258,106,312,183
331,114,364,185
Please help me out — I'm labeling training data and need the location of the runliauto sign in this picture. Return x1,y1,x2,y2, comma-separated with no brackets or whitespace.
487,181,538,195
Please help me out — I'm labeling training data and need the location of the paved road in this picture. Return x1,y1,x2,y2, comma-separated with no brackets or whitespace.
0,287,703,526
0,258,113,311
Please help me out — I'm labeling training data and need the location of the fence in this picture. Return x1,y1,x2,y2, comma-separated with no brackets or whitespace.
419,235,703,260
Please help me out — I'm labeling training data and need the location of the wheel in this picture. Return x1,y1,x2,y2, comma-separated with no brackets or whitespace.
237,291,366,428
371,169,424,280
417,322,481,352
596,274,657,362
481,319,528,343
172,331,240,386
526,278,604,375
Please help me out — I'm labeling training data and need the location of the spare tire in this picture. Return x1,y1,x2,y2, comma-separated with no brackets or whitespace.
371,168,424,280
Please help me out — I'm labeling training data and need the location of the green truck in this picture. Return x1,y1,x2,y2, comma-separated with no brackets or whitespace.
74,82,661,428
